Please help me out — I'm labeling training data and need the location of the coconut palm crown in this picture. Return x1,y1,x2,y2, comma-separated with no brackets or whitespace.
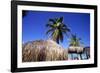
69,34,83,46
46,17,70,44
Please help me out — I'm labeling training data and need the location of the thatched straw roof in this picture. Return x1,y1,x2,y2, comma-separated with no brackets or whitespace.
22,40,68,62
68,46,84,53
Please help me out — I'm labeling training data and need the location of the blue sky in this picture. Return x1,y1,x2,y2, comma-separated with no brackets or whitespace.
22,10,90,49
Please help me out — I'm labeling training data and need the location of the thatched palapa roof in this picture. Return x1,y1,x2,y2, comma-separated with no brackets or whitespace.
22,39,68,62
68,46,84,53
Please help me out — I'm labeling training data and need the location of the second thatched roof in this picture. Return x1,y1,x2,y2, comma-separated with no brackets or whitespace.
68,46,84,53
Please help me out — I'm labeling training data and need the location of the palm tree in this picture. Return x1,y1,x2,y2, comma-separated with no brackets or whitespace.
46,17,70,44
69,34,82,46
69,34,83,60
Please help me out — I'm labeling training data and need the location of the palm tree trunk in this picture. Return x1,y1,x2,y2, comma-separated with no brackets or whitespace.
56,40,59,44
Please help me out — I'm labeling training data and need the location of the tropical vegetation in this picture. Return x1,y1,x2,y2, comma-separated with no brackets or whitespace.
69,34,83,46
46,17,70,44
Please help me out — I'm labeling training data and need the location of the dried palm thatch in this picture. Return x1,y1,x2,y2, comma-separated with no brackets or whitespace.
22,40,68,62
68,46,84,53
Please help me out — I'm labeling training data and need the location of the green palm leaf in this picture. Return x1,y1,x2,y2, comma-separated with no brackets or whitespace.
46,17,70,44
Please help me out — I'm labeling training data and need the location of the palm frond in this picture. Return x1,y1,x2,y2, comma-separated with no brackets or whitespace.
59,30,63,42
46,17,70,44
46,29,54,35
69,34,83,46
46,23,55,28
57,17,63,23
49,19,56,24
